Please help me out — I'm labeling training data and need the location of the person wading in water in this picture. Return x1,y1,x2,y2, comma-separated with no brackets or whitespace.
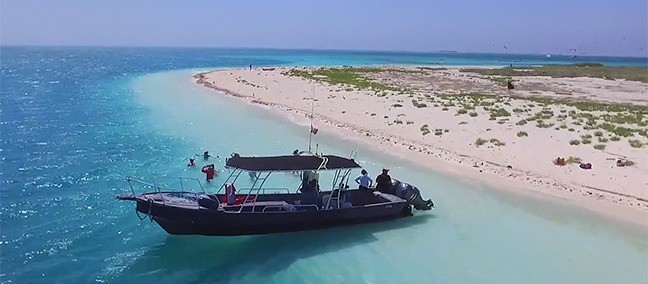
201,164,216,182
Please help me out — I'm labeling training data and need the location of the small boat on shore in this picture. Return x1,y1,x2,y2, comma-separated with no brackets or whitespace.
116,152,434,236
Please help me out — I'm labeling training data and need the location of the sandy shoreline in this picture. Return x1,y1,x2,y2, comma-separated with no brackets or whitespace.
193,66,648,226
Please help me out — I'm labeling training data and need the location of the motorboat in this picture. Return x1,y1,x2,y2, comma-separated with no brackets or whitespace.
116,152,434,236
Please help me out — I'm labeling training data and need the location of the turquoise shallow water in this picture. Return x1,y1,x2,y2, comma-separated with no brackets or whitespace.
1,47,647,283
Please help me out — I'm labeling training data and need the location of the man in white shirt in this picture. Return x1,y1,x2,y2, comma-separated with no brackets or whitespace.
354,169,373,190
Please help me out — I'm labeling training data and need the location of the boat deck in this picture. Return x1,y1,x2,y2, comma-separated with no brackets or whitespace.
138,190,404,212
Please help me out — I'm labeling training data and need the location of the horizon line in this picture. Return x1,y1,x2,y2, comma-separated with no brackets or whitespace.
1,44,647,60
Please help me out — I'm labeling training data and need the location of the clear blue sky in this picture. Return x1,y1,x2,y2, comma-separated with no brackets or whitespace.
1,0,646,57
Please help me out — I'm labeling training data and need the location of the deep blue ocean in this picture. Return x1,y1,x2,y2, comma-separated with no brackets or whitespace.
1,47,647,284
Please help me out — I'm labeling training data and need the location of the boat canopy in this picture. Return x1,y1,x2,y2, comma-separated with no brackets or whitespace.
225,154,361,172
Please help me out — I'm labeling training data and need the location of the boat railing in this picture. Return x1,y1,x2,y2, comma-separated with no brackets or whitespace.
152,176,206,193
261,204,319,212
126,176,206,206
236,187,291,194
261,205,284,212
294,204,319,211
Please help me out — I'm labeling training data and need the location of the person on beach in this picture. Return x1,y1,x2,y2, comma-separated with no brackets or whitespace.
187,157,196,167
354,169,373,190
201,164,216,182
375,168,393,194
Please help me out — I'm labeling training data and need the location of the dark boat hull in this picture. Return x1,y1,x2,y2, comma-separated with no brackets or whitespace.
133,198,408,236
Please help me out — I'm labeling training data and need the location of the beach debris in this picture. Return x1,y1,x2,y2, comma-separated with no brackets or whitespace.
579,162,592,170
616,159,635,167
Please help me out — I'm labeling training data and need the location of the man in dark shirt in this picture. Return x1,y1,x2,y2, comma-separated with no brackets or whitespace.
375,168,393,193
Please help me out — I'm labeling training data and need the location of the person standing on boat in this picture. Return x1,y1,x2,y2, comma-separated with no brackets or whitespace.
354,169,373,190
201,164,216,182
375,168,393,194
225,183,237,205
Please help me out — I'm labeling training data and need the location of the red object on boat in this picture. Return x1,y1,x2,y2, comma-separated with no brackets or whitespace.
220,195,256,204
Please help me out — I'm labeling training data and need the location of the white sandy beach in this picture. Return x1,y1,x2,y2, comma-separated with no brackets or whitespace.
194,66,648,224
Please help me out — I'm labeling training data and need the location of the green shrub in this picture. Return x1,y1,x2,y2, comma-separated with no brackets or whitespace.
475,138,488,146
392,103,403,108
489,108,511,117
593,144,606,150
566,156,582,164
412,99,427,108
469,112,478,117
516,119,527,125
569,140,581,145
599,123,634,137
457,109,468,114
629,139,644,148
623,160,636,166
517,131,528,137
536,121,554,128
490,138,506,146
639,129,648,138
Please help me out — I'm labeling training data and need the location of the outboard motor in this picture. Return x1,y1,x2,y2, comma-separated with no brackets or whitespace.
391,179,434,210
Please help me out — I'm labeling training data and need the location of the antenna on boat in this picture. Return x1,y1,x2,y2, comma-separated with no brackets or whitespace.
307,79,317,154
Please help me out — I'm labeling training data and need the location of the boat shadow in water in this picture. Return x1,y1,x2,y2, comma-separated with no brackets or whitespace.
121,214,433,283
